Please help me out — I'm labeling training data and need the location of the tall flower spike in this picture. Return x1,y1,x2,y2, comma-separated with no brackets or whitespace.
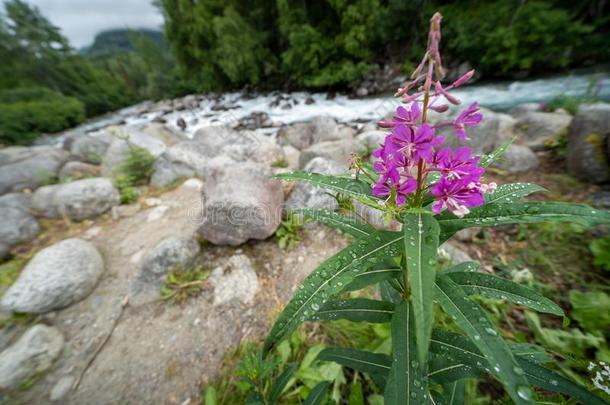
454,102,483,141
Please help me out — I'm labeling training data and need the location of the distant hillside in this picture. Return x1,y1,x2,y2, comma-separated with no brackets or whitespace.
81,29,165,56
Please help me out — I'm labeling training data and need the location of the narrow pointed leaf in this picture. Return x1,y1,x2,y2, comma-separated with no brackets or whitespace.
385,301,429,404
447,261,480,273
509,343,553,364
342,265,401,292
443,380,466,405
435,275,534,405
485,183,546,204
428,358,481,383
379,279,402,304
273,171,378,207
438,202,610,240
269,363,297,405
446,272,564,316
404,211,439,363
304,381,330,405
318,347,391,377
263,231,402,353
430,329,609,405
479,138,514,167
308,298,394,323
293,208,375,238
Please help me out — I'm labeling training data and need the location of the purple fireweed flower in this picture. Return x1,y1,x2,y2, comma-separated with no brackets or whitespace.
373,157,401,186
389,123,445,164
454,102,483,141
372,176,417,207
379,103,421,128
437,146,481,180
451,69,475,88
430,175,485,217
434,81,460,105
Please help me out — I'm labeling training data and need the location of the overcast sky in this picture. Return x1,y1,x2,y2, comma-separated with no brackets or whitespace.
25,0,164,48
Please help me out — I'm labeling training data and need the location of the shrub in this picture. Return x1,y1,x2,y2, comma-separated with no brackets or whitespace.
118,146,155,186
0,88,85,145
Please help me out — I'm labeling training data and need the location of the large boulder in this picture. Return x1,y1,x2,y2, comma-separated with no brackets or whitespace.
32,178,120,220
152,127,282,187
277,116,353,150
299,138,365,168
285,157,347,211
507,103,542,117
197,170,283,246
356,130,386,152
515,111,572,150
1,238,104,313
58,161,101,181
64,134,110,164
0,325,64,390
0,193,39,259
432,107,516,154
0,148,68,195
492,145,539,173
566,103,610,183
101,126,171,176
0,146,66,167
129,236,201,306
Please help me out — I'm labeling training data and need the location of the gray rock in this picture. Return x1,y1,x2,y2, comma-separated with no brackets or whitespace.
566,103,610,183
129,237,201,306
0,324,64,390
286,157,347,211
516,111,572,149
1,239,104,313
0,146,66,167
433,108,516,154
197,170,283,246
32,178,120,220
101,127,168,176
151,128,281,187
0,194,39,252
209,255,259,305
58,161,101,181
454,227,481,243
277,116,348,150
492,145,539,173
0,149,68,195
591,191,610,210
0,244,8,260
508,103,541,117
356,130,386,151
440,242,473,265
299,138,365,168
50,375,75,401
282,145,300,170
66,135,110,164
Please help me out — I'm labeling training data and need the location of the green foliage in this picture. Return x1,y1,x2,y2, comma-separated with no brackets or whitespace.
0,88,85,145
569,290,610,333
275,213,303,250
160,265,208,304
0,258,27,289
113,175,139,204
591,235,610,271
111,145,155,203
440,0,592,74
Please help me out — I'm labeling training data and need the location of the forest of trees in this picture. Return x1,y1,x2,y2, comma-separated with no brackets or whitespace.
0,0,608,145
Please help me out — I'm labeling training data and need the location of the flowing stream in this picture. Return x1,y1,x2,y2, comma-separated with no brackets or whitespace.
39,69,610,144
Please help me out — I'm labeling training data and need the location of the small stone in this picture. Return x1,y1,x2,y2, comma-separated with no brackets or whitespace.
147,205,169,222
0,325,64,390
210,255,259,306
492,145,539,173
439,242,473,265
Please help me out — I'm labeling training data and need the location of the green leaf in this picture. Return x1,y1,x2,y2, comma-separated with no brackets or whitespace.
263,231,402,353
273,171,378,207
204,386,217,405
435,275,534,405
379,279,402,304
318,347,391,379
509,342,553,364
384,301,429,405
428,357,481,384
438,202,610,240
293,208,375,238
447,261,480,273
479,138,514,167
268,363,297,405
446,271,564,316
342,264,401,292
569,290,610,332
308,298,394,323
304,381,330,405
590,235,610,271
443,380,466,405
485,183,546,204
429,329,609,404
349,381,365,405
403,211,440,363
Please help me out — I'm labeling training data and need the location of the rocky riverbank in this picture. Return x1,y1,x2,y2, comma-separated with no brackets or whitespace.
0,98,609,403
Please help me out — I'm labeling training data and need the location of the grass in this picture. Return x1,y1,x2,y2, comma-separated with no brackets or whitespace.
271,158,289,168
160,264,209,304
0,258,27,290
275,213,303,250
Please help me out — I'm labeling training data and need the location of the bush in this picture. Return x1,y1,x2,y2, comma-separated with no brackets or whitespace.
0,88,85,145
112,146,155,204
